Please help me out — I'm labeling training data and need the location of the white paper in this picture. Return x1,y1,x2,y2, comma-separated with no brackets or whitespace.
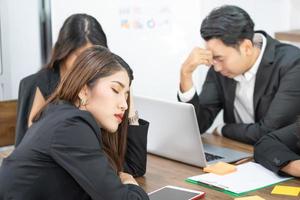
187,162,292,194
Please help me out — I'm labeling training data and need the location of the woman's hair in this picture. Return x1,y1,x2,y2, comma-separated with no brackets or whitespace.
35,45,133,172
47,13,108,69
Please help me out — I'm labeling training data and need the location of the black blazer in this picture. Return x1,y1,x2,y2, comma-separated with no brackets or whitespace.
15,73,38,146
15,68,148,177
15,68,60,146
187,31,300,144
254,123,300,175
0,103,149,200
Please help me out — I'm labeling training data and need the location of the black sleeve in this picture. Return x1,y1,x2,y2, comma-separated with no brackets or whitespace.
254,123,300,175
179,68,223,133
15,73,37,146
124,119,149,177
36,68,60,99
223,60,300,144
50,117,149,200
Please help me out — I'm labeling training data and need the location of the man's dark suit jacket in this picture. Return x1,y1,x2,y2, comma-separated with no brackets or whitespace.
0,103,149,200
187,31,300,144
254,123,300,175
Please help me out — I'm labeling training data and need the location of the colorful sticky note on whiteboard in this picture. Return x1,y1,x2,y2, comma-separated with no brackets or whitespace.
271,185,300,196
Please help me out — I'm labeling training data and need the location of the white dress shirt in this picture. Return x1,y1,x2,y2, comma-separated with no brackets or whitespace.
178,33,267,134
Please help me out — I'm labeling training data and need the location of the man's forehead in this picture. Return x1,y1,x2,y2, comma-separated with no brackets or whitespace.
205,38,226,49
205,39,238,56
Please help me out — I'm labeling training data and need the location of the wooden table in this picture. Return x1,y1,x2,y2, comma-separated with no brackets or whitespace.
136,134,300,200
0,100,17,146
275,30,300,43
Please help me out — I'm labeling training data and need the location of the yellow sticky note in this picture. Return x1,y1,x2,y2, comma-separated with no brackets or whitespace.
234,195,265,200
271,185,300,196
203,161,236,175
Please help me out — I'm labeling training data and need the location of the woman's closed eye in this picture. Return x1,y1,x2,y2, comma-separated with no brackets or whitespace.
112,87,120,94
112,88,129,100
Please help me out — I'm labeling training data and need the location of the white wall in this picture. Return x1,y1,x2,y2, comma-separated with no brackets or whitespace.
290,0,300,29
0,0,42,100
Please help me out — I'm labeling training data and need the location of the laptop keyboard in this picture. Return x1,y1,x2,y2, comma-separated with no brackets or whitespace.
205,152,223,162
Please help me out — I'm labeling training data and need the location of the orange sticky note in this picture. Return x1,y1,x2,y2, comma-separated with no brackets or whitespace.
271,185,300,196
234,195,265,200
203,161,236,175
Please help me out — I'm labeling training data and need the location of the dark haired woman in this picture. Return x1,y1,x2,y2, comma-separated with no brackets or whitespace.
16,13,108,145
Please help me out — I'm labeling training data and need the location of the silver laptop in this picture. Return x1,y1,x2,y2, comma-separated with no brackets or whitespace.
134,95,252,167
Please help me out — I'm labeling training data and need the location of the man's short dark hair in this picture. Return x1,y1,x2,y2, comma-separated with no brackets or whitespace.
200,5,255,47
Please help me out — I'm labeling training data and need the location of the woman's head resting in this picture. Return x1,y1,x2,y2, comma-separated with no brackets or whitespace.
50,46,133,133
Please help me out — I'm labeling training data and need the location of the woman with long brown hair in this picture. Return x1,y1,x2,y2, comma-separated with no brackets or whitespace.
0,46,149,199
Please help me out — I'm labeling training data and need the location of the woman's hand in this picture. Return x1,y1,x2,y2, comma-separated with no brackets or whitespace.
128,88,139,125
119,172,139,185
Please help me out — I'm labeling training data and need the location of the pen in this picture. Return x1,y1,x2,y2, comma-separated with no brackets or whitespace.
234,157,253,165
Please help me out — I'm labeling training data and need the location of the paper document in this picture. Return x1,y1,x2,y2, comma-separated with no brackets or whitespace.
187,162,292,196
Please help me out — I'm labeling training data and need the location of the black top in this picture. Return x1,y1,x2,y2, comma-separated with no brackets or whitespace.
15,67,60,146
254,123,300,176
36,67,60,99
182,31,300,144
0,102,149,200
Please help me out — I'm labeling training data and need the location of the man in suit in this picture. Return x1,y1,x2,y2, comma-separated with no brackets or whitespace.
178,5,300,144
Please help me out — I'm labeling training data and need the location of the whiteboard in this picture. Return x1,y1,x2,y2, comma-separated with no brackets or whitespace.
50,0,207,101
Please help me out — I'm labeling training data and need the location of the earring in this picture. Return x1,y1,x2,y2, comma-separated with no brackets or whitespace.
80,98,87,106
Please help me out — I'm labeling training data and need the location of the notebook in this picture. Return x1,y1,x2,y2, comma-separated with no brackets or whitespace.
149,185,205,200
134,95,252,167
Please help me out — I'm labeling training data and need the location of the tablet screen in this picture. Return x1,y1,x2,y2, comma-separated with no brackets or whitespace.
149,186,205,200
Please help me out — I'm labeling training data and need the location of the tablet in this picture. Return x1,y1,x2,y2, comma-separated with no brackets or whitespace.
149,185,205,200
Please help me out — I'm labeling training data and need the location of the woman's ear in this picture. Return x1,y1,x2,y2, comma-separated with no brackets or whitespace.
78,85,90,106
